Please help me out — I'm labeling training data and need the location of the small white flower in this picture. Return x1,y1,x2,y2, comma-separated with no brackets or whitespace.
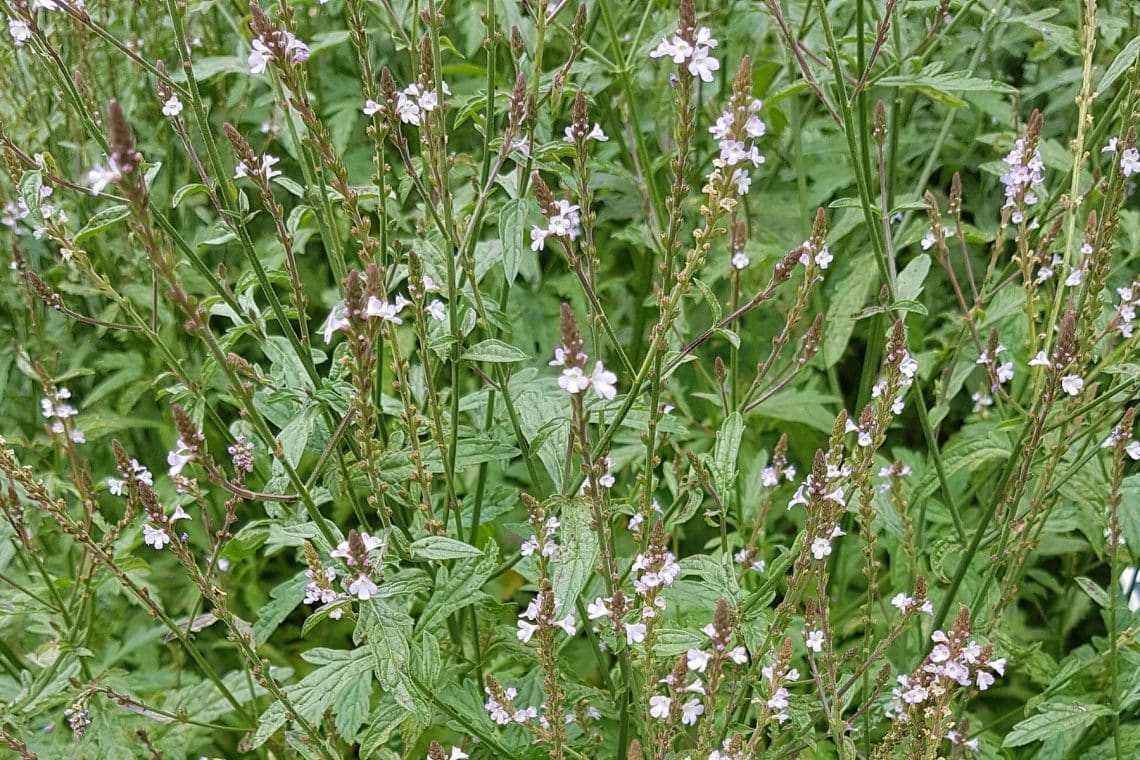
321,304,350,343
1028,350,1050,367
1121,147,1140,177
590,361,618,400
558,366,591,394
247,38,271,75
143,523,170,549
728,646,748,665
890,593,914,612
1060,375,1084,396
348,573,378,601
427,299,447,321
648,694,671,719
686,648,710,673
587,597,611,620
363,99,381,116
625,622,646,645
680,698,704,726
805,629,825,653
8,18,31,45
688,46,719,82
161,94,183,117
530,225,551,252
364,295,405,324
731,251,749,270
1103,137,1119,154
810,536,832,560
516,619,538,643
87,163,120,195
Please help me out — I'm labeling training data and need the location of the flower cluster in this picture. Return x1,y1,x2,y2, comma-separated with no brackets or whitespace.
885,615,1005,724
586,592,646,646
484,680,539,726
107,459,152,496
877,461,913,492
1114,283,1138,338
757,660,799,724
234,153,281,181
64,698,91,741
530,199,582,252
708,96,766,196
649,25,720,82
321,292,412,343
550,343,617,401
650,668,706,726
1101,419,1140,461
1105,138,1140,176
303,565,342,616
563,121,607,144
976,342,1014,390
247,29,309,75
520,515,560,560
227,435,255,473
142,504,191,550
301,542,348,620
797,237,834,271
580,455,616,494
788,459,849,512
166,437,197,493
330,529,385,601
390,82,449,126
890,591,934,616
999,138,1045,224
921,224,953,251
41,386,84,443
516,588,576,644
631,536,682,598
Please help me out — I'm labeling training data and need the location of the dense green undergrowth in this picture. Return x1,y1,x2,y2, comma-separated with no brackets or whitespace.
1,0,1140,758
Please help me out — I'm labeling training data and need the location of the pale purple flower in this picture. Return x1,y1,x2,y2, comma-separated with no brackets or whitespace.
805,629,825,653
590,361,618,400
161,95,183,117
680,698,704,726
1060,375,1084,396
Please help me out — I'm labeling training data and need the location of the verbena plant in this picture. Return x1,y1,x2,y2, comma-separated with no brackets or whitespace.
0,0,1138,757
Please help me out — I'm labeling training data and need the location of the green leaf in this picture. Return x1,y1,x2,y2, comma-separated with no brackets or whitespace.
712,412,744,497
74,205,130,244
896,254,931,303
747,390,839,434
551,499,599,614
1074,576,1110,608
1003,702,1113,747
252,647,373,748
172,183,209,208
409,536,483,560
824,252,878,367
1097,35,1140,92
461,339,530,364
416,541,498,634
358,698,412,757
878,64,1015,108
252,572,308,646
499,199,527,284
356,598,415,711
